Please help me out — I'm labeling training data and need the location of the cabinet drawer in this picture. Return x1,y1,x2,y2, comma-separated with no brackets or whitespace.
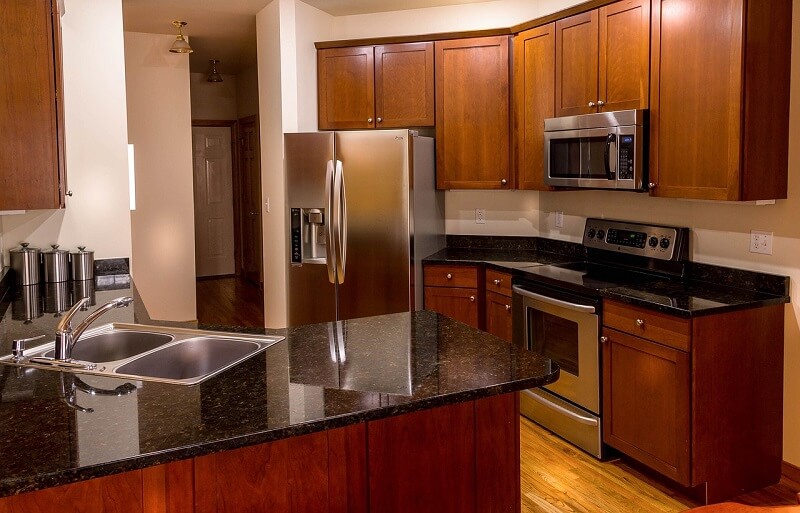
486,270,512,297
603,300,690,352
424,286,480,329
423,265,478,288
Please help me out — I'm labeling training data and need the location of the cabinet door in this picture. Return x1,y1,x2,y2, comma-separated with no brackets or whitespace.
435,36,511,189
555,11,599,117
0,0,65,210
598,0,650,112
374,42,434,128
485,291,513,342
424,286,480,329
602,328,691,486
318,47,375,130
513,24,555,191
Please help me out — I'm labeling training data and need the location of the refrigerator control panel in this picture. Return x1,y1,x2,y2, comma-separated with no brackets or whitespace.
291,208,302,264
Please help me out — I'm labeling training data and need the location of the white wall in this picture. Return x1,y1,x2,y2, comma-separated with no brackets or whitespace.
237,65,261,119
256,0,333,328
190,73,238,120
124,32,196,322
0,0,132,263
323,0,800,467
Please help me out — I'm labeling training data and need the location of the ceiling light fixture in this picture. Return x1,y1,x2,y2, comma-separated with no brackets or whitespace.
169,21,192,54
207,60,223,83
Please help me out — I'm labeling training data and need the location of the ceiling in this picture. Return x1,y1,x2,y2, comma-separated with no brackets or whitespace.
122,0,494,74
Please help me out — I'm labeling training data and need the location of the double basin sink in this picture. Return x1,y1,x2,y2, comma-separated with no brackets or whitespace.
0,324,284,385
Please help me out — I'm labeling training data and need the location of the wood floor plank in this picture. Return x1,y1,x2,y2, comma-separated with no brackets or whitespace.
520,417,799,513
196,276,264,327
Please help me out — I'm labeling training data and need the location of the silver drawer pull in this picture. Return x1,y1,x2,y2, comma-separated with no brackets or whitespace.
493,279,501,285
505,304,511,311
600,336,608,343
446,273,452,280
636,319,645,327
469,296,475,302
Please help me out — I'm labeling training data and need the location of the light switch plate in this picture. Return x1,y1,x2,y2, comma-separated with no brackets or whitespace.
475,209,486,224
554,211,564,228
750,231,773,255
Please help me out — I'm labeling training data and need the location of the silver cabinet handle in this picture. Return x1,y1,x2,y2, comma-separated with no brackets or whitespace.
597,100,605,107
649,183,658,189
600,336,608,343
446,273,452,280
469,296,475,302
505,304,511,311
636,319,645,327
377,117,382,123
367,118,373,123
493,279,501,285
500,179,508,185
589,101,596,107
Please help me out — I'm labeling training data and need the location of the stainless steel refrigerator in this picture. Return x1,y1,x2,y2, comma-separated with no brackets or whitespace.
285,130,444,327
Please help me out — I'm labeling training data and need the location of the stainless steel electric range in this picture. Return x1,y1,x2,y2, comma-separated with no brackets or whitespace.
512,218,690,458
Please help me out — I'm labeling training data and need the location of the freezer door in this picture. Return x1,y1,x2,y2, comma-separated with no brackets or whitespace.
285,132,337,327
335,130,412,320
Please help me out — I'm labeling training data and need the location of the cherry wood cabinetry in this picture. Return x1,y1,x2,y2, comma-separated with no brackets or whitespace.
435,36,512,190
0,394,520,513
648,0,791,200
423,264,482,329
485,270,513,341
555,0,649,117
602,299,785,503
317,43,434,130
0,0,66,210
513,24,556,191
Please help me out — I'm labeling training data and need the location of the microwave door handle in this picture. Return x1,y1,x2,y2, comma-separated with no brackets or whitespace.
604,133,616,180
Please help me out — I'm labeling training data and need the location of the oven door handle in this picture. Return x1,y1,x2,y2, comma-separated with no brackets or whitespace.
523,390,599,426
512,286,597,314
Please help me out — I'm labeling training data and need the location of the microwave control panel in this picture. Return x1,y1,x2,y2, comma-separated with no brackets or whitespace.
618,135,635,180
583,218,689,261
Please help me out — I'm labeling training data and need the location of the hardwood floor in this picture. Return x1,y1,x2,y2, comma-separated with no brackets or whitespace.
520,417,800,513
196,276,264,328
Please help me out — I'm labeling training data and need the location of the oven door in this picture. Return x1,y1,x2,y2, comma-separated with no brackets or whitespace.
512,284,600,414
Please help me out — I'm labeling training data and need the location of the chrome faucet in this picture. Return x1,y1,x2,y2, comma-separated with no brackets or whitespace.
54,296,134,361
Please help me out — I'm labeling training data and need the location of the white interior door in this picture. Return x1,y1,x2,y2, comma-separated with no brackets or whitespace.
192,126,235,277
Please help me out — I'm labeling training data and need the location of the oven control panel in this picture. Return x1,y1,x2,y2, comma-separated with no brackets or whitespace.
583,218,688,261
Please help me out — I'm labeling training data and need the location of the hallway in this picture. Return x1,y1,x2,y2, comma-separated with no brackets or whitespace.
196,276,264,328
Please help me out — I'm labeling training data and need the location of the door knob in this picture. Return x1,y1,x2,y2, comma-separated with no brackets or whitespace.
377,117,383,123
597,100,606,107
588,101,596,107
249,211,258,216
649,183,658,189
469,296,475,302
367,118,373,123
500,179,508,186
600,336,608,343
493,279,501,285
636,319,645,327
505,304,511,311
446,273,452,280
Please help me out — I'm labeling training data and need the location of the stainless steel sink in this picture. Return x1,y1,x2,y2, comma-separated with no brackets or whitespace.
0,324,283,386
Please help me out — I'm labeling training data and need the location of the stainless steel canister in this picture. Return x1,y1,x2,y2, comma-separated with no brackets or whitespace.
69,246,95,281
12,285,43,323
44,282,70,314
43,245,69,283
9,243,41,285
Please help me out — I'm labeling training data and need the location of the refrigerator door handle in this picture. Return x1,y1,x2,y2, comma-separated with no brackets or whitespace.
324,160,337,284
334,160,347,284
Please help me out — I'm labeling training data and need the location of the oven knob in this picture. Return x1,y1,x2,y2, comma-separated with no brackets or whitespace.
660,238,671,249
649,236,659,247
596,230,605,240
587,229,596,239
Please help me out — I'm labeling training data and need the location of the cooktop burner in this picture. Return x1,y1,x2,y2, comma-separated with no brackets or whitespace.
519,261,664,295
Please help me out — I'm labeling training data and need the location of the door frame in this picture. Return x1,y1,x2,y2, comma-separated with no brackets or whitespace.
237,114,263,285
191,119,242,277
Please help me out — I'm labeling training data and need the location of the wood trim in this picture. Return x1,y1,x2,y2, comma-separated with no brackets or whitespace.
313,0,620,49
782,461,800,489
51,0,66,208
191,119,237,127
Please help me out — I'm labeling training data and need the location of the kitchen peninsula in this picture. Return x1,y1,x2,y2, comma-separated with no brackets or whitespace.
0,270,559,513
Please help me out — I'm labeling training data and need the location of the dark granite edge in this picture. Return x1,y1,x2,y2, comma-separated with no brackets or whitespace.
444,234,585,259
0,371,558,498
95,258,130,277
600,288,790,318
0,267,12,305
687,261,790,297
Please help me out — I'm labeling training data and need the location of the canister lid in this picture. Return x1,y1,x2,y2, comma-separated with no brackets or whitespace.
11,242,40,253
44,244,69,254
70,246,94,255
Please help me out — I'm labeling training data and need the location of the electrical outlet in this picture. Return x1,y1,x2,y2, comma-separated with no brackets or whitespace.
475,209,486,224
554,211,564,228
750,231,773,255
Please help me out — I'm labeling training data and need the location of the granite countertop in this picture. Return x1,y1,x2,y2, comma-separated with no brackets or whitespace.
422,237,790,317
0,277,559,497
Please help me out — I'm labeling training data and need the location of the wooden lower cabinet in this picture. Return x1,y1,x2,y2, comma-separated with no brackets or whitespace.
486,291,513,342
602,299,785,503
423,264,482,329
0,394,519,513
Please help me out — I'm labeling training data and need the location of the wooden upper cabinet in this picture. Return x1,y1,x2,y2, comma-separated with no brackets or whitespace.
555,11,599,117
0,0,66,210
649,0,791,200
318,46,375,129
435,36,511,190
513,23,555,191
555,0,649,117
598,0,650,112
374,43,434,128
318,43,434,130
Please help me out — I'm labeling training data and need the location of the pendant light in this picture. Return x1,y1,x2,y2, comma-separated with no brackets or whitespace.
169,21,192,54
207,60,223,83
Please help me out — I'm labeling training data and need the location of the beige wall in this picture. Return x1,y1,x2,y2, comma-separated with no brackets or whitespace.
0,0,132,263
323,0,800,466
190,73,238,121
124,32,197,322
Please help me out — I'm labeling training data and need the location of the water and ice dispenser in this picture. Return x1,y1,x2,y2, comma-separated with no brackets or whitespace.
290,208,326,265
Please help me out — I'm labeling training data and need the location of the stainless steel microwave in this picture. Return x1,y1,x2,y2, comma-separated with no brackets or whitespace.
544,109,647,191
